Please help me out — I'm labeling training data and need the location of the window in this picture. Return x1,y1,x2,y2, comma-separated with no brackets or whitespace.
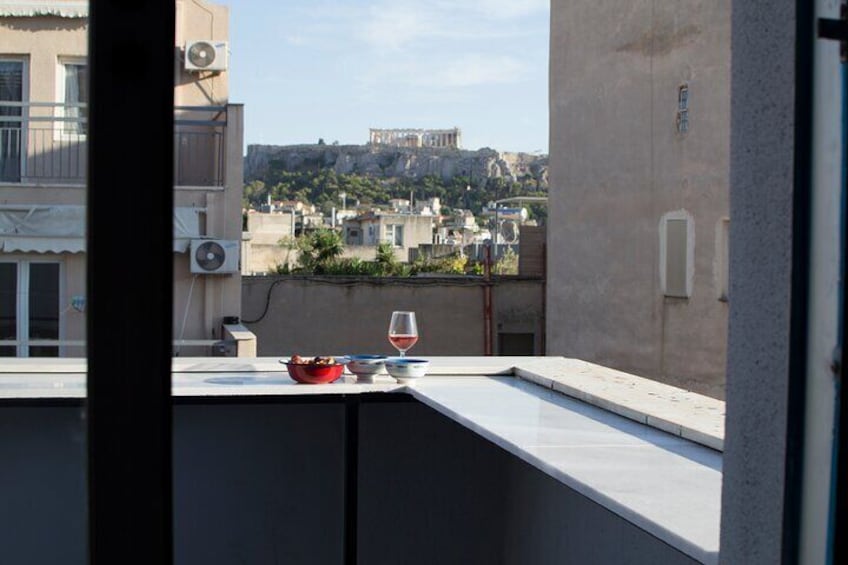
0,59,25,182
57,58,87,135
0,260,61,357
385,224,404,247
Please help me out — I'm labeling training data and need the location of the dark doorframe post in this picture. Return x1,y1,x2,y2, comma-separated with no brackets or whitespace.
86,2,175,563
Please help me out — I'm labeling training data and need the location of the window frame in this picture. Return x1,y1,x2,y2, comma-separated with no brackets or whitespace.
0,57,29,182
0,256,64,357
54,56,87,140
385,223,404,247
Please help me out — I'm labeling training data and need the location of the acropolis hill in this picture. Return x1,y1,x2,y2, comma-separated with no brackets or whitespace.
244,143,549,187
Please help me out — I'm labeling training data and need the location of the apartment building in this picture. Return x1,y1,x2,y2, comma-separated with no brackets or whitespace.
0,0,244,356
343,211,434,262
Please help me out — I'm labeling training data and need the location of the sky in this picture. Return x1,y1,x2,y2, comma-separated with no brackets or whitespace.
225,0,550,154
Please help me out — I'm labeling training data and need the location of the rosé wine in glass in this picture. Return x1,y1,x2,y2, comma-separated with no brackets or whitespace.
388,334,419,351
388,311,418,357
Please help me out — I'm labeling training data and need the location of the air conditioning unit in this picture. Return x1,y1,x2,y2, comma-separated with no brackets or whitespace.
190,239,239,274
184,40,228,72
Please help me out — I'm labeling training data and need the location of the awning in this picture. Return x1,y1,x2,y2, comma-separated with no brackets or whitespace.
0,2,89,18
0,205,203,254
0,236,85,253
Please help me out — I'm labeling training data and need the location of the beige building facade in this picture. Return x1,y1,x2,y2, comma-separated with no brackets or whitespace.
546,0,730,397
0,0,244,357
343,212,434,262
241,210,296,275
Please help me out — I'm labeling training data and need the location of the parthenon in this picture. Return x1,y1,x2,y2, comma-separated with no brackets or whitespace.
369,128,462,149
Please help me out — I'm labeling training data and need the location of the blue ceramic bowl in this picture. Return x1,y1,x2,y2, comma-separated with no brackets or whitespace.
384,358,430,383
344,355,387,382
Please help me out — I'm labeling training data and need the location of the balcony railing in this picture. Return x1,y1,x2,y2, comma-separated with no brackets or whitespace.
0,102,227,187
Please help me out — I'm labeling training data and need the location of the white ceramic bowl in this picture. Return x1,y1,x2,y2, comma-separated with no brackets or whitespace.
344,355,387,383
384,358,430,384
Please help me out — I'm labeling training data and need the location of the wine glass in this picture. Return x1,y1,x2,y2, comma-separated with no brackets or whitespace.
388,311,418,357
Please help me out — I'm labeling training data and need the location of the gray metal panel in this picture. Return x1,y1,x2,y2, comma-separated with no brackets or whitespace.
172,404,346,565
0,407,87,564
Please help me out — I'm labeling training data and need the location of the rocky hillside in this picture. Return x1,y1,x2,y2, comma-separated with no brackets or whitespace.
245,144,548,187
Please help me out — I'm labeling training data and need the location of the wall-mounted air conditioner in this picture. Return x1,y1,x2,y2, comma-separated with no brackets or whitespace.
184,40,228,72
190,239,239,274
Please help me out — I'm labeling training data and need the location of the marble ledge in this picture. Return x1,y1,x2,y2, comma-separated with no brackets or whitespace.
515,358,725,452
0,356,725,451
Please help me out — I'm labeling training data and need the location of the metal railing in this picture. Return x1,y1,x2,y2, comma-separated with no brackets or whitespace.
0,102,227,186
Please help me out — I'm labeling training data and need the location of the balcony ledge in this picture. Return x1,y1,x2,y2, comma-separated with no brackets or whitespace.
0,356,722,564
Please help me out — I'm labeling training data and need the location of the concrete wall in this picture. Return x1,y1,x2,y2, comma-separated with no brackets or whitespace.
547,0,730,399
343,244,405,263
719,0,797,563
241,275,545,357
0,400,698,565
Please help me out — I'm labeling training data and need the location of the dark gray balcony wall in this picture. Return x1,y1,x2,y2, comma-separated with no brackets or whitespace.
1,400,699,564
719,0,797,563
0,406,87,564
172,403,346,565
0,403,347,565
357,401,510,564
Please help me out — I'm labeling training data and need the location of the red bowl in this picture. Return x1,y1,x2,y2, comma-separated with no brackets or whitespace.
286,362,344,384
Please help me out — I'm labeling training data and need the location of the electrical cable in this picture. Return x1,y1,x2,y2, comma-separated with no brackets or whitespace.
175,274,199,357
240,274,533,325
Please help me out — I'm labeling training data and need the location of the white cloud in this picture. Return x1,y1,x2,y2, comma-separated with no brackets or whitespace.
434,54,529,87
357,2,439,50
352,0,549,51
465,0,549,20
352,52,530,95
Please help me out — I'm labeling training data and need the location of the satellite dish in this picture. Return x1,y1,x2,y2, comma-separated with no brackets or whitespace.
194,240,226,271
500,220,518,243
187,41,217,69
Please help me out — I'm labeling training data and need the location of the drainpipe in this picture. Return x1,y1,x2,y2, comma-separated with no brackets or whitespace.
484,243,493,355
541,241,547,355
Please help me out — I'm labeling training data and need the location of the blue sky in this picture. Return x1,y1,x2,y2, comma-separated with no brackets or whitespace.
225,0,550,153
